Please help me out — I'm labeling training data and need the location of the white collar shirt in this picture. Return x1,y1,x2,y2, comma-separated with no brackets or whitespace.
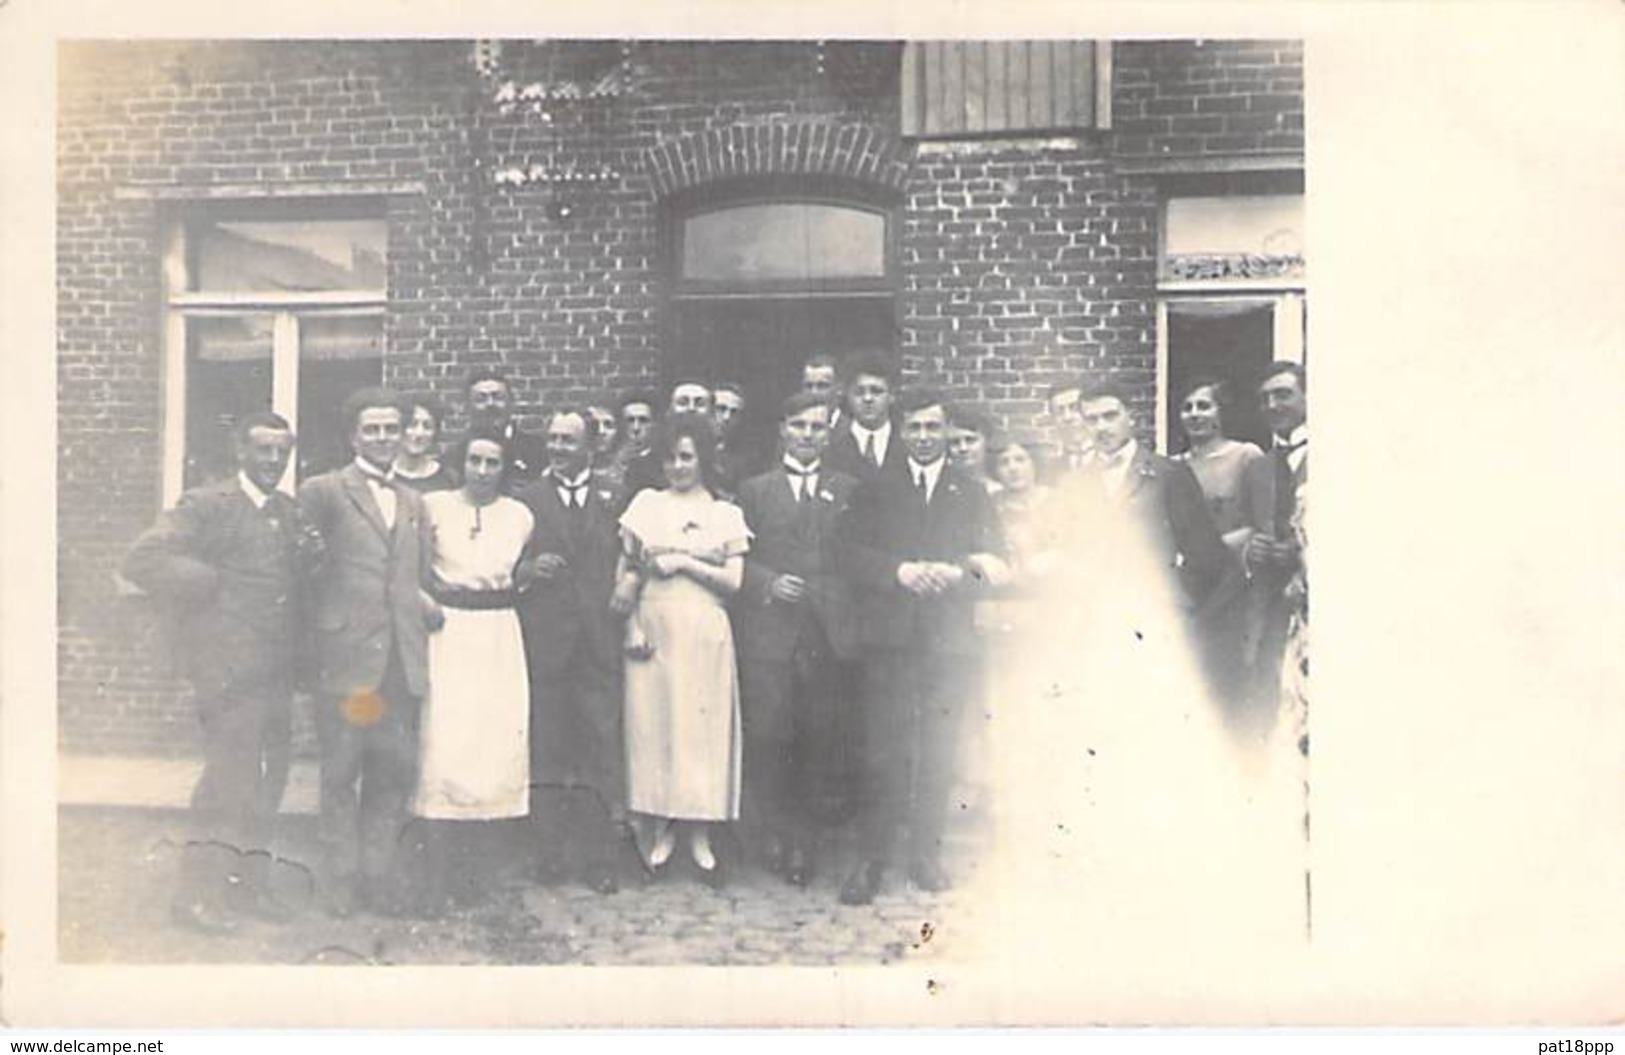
238,472,273,511
782,456,821,502
907,457,946,503
1276,424,1309,475
553,468,592,509
354,457,397,531
850,420,891,467
1096,440,1138,501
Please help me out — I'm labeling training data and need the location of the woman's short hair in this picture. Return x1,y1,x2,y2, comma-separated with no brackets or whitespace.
988,435,1049,486
1178,375,1232,425
651,411,719,490
451,426,509,480
402,392,447,434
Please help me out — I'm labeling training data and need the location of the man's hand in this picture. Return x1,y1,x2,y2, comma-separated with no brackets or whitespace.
1245,533,1285,572
899,562,962,596
769,573,808,604
421,590,446,633
529,552,569,580
928,562,966,592
897,561,938,596
648,552,689,578
609,575,640,617
964,553,1013,589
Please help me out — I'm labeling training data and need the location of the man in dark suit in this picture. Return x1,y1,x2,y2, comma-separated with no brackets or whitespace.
298,387,438,917
824,350,907,484
798,352,841,409
123,412,322,933
734,392,862,886
1244,362,1308,713
711,380,758,500
1062,380,1238,695
513,408,630,895
599,390,657,493
621,378,717,502
463,369,547,493
1046,373,1095,478
837,388,1009,905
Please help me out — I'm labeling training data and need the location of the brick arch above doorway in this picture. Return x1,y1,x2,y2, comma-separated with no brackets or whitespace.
641,121,912,198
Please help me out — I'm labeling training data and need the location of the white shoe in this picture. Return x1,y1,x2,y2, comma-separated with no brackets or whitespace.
689,830,716,872
646,823,676,869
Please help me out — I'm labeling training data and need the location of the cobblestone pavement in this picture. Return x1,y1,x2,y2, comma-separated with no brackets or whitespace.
59,806,996,967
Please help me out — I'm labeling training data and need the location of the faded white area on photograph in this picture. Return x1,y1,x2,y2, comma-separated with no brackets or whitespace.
978,547,1309,972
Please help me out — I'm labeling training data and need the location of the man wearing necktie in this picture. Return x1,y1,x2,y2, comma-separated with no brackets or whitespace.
123,412,324,933
1060,380,1236,701
1244,362,1309,712
735,393,862,886
824,350,906,484
836,388,1009,905
298,388,439,917
1046,374,1096,478
514,409,631,894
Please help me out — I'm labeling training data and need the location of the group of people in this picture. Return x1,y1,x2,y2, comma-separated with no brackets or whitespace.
122,347,1308,935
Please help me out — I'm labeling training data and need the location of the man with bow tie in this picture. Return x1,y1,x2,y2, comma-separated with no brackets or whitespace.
123,412,324,934
513,408,631,894
836,387,1009,905
298,387,439,917
1244,362,1309,712
734,392,862,887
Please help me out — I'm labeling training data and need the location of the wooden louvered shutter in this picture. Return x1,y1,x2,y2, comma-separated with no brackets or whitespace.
901,41,1111,138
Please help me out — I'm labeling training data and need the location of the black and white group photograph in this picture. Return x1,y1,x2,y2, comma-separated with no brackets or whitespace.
44,34,1312,973
8,0,1625,1034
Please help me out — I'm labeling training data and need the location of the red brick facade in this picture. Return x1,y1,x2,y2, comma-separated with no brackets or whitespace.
57,39,1303,753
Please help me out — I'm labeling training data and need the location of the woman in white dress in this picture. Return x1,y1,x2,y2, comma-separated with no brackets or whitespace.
611,412,749,889
412,431,536,912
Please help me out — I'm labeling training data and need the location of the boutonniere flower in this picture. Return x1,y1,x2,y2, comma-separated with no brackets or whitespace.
817,489,835,503
597,489,615,502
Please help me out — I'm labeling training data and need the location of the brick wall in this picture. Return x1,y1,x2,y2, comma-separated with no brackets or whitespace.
58,41,478,753
899,147,1158,435
58,39,1300,753
1112,39,1304,161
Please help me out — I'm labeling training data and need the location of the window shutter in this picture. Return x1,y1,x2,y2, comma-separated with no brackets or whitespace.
901,41,1110,138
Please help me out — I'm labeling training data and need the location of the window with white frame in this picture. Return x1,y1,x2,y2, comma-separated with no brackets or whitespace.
1156,186,1305,453
161,201,387,502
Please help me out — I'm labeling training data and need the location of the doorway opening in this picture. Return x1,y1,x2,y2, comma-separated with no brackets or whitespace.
664,179,898,456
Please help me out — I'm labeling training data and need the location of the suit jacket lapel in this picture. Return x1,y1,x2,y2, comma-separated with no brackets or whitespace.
341,465,392,543
536,471,570,532
1122,446,1156,505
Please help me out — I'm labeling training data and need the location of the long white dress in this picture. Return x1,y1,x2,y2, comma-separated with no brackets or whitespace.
413,491,534,820
619,488,750,822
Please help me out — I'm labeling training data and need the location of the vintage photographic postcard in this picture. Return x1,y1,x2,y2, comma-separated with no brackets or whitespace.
3,0,1623,1030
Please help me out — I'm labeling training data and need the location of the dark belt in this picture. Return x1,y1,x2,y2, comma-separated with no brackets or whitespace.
432,586,517,611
